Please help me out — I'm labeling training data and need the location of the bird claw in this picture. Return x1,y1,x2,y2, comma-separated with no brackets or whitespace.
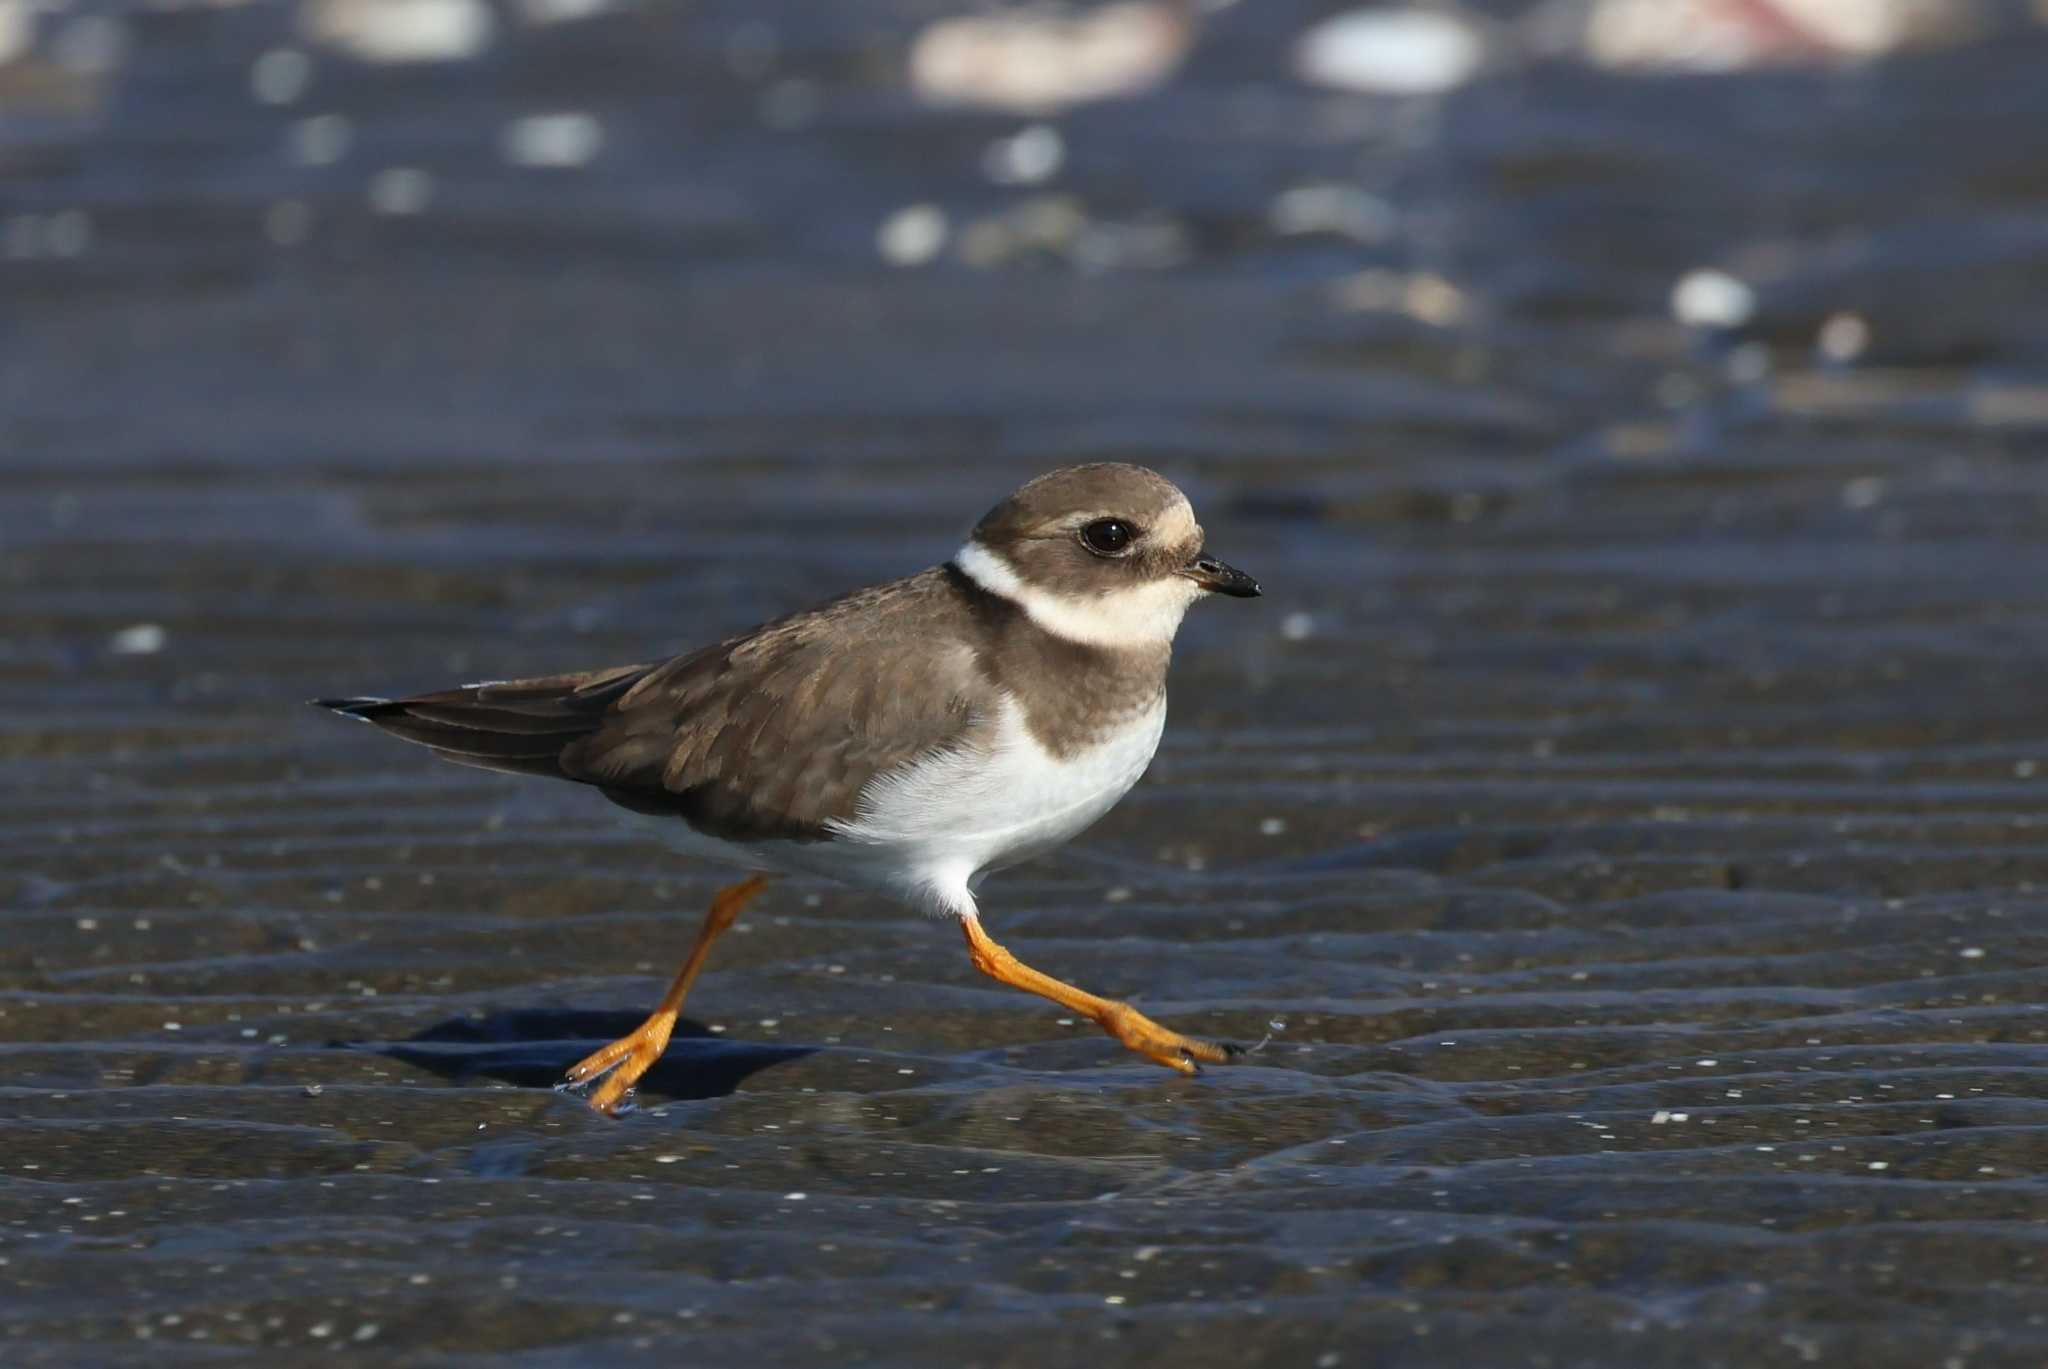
554,1058,617,1096
1173,1034,1239,1068
1163,1039,1240,1073
555,1056,639,1115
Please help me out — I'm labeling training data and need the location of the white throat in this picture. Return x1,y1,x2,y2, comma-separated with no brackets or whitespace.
952,540,1200,648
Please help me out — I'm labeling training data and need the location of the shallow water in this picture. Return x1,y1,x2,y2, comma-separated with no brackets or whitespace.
7,0,2048,1364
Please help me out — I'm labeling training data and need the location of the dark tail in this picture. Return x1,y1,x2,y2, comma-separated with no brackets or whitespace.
310,665,652,780
313,696,393,719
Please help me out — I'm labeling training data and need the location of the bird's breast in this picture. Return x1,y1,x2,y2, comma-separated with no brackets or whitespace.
827,691,1167,880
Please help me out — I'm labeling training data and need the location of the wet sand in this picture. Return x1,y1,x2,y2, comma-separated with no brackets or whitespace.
7,1,2048,1364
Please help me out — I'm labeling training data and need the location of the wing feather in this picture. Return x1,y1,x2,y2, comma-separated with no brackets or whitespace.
315,569,995,843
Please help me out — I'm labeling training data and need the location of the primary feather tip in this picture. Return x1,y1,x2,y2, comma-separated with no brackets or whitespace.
311,696,392,719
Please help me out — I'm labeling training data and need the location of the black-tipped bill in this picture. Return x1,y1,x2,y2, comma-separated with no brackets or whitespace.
1179,553,1261,598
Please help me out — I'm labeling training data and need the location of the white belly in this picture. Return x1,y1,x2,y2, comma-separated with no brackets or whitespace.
639,694,1167,915
826,693,1166,902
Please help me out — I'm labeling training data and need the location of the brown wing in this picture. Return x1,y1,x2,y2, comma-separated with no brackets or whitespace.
313,663,653,779
314,569,995,842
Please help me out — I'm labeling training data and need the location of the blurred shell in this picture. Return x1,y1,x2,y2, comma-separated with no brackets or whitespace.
301,0,494,64
910,2,1194,114
0,0,34,67
1294,8,1487,95
1565,0,1980,71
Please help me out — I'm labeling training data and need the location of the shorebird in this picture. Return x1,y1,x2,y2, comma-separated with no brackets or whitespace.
317,464,1260,1114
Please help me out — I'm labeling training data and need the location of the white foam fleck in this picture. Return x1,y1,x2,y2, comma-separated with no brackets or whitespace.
1671,269,1755,329
1577,0,1972,73
110,624,166,655
1818,311,1872,363
502,111,603,167
368,166,433,215
0,0,34,67
910,1,1192,113
877,204,947,266
302,0,493,64
982,124,1064,185
1269,184,1396,243
1295,9,1484,95
250,47,313,104
289,113,353,166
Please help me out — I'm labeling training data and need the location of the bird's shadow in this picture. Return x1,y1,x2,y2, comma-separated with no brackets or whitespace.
346,1008,813,1103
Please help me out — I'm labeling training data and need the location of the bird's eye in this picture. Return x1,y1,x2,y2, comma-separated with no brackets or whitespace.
1080,518,1137,555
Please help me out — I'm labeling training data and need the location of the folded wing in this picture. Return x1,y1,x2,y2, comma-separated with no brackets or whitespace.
315,570,993,842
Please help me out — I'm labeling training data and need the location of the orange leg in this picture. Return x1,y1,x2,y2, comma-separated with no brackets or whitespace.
559,875,770,1116
960,915,1237,1073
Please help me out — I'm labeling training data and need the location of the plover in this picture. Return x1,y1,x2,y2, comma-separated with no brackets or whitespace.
316,464,1260,1114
